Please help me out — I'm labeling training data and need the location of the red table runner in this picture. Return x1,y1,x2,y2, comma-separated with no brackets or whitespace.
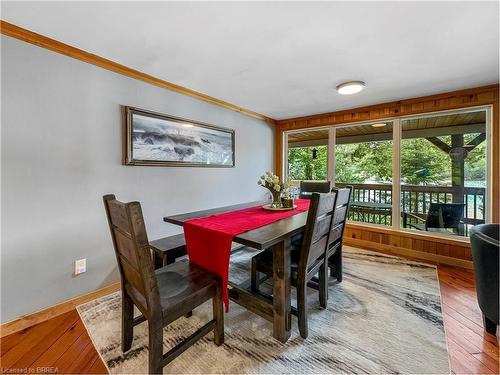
183,199,310,311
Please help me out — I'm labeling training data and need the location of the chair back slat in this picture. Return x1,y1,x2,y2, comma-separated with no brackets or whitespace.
299,192,337,275
103,194,158,313
308,235,329,265
334,188,351,210
311,214,333,243
332,206,348,226
107,200,133,236
328,223,344,247
121,257,147,295
114,228,140,267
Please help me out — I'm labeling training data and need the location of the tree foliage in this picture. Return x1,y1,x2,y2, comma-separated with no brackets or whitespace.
288,146,327,180
288,133,486,186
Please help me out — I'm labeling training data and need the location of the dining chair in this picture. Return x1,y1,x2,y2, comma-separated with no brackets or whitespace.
251,192,337,338
326,186,352,284
299,181,332,199
103,194,224,374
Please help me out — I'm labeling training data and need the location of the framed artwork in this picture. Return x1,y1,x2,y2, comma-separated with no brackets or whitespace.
124,106,235,167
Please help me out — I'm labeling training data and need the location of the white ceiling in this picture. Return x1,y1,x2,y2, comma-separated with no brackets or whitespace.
2,1,499,120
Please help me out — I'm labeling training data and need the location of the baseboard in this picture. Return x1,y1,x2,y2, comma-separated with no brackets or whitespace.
0,282,121,338
344,237,474,269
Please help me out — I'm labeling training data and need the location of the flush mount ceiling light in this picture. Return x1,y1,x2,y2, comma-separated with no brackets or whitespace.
371,123,387,128
336,81,366,95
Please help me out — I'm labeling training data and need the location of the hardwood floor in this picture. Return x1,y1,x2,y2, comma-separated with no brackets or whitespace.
438,265,499,374
0,310,107,374
1,263,498,374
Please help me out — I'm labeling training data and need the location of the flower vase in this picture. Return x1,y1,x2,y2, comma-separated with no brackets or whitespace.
270,190,282,208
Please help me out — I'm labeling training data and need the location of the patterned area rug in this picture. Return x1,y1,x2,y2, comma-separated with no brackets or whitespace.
77,248,450,374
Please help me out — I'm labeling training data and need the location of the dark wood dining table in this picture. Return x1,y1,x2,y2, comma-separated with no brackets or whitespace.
164,201,308,343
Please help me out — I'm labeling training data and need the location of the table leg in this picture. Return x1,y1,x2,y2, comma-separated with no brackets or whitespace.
272,238,291,343
153,252,164,270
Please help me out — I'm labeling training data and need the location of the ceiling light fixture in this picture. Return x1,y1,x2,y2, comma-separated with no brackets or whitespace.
371,123,387,128
336,81,366,95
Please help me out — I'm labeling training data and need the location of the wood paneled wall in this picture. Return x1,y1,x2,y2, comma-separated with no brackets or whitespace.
343,224,473,269
276,84,499,268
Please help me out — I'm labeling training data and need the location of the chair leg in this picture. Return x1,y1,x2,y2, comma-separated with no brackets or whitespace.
331,248,343,282
121,291,134,352
148,323,164,374
251,258,260,292
213,286,225,346
297,282,308,339
483,315,498,335
318,263,328,308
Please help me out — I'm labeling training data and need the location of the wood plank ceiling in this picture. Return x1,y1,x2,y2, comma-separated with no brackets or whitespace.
288,111,486,144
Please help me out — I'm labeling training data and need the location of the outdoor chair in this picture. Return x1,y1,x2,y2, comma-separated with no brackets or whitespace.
402,203,466,235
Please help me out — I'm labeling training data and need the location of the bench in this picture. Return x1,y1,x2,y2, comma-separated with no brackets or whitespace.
150,233,187,269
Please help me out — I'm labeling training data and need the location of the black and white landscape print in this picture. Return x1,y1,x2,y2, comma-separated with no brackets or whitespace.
126,109,234,166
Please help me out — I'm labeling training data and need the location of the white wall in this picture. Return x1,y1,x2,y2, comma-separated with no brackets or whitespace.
0,36,274,323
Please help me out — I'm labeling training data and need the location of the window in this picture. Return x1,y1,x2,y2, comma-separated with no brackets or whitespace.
287,130,329,196
400,110,487,237
335,122,393,226
284,107,490,239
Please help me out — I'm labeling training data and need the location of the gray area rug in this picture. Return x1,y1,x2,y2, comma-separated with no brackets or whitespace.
77,248,450,374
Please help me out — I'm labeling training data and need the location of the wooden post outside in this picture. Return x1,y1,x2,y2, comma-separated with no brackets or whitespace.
451,134,465,204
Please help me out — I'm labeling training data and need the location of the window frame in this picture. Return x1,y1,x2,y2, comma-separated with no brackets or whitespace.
283,105,493,240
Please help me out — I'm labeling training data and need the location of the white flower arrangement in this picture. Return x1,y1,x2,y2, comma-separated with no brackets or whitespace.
257,171,283,193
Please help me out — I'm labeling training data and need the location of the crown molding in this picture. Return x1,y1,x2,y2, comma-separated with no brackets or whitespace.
0,20,276,125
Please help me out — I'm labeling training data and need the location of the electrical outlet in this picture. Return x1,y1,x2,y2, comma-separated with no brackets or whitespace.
74,258,86,275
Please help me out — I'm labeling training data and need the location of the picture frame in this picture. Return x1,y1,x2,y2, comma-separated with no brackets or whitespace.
123,106,235,167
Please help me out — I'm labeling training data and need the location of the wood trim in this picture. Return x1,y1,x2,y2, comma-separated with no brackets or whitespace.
492,98,499,223
0,282,120,338
0,20,276,125
344,237,474,269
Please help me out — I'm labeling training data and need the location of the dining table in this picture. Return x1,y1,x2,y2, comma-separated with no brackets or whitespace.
164,201,309,343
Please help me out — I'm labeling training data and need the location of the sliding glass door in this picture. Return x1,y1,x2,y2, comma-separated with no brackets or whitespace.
283,106,491,238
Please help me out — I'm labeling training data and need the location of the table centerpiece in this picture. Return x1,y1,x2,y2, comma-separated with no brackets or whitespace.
258,172,293,209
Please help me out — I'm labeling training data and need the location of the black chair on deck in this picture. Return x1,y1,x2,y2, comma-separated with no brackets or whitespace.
299,181,332,199
251,192,337,338
470,224,499,336
103,195,224,374
402,203,466,235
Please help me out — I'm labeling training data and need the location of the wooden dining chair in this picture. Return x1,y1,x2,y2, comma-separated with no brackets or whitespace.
299,181,332,199
251,192,337,338
103,194,224,374
326,186,352,284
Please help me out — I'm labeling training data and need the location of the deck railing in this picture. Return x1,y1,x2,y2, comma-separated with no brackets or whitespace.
291,181,485,230
335,183,485,229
